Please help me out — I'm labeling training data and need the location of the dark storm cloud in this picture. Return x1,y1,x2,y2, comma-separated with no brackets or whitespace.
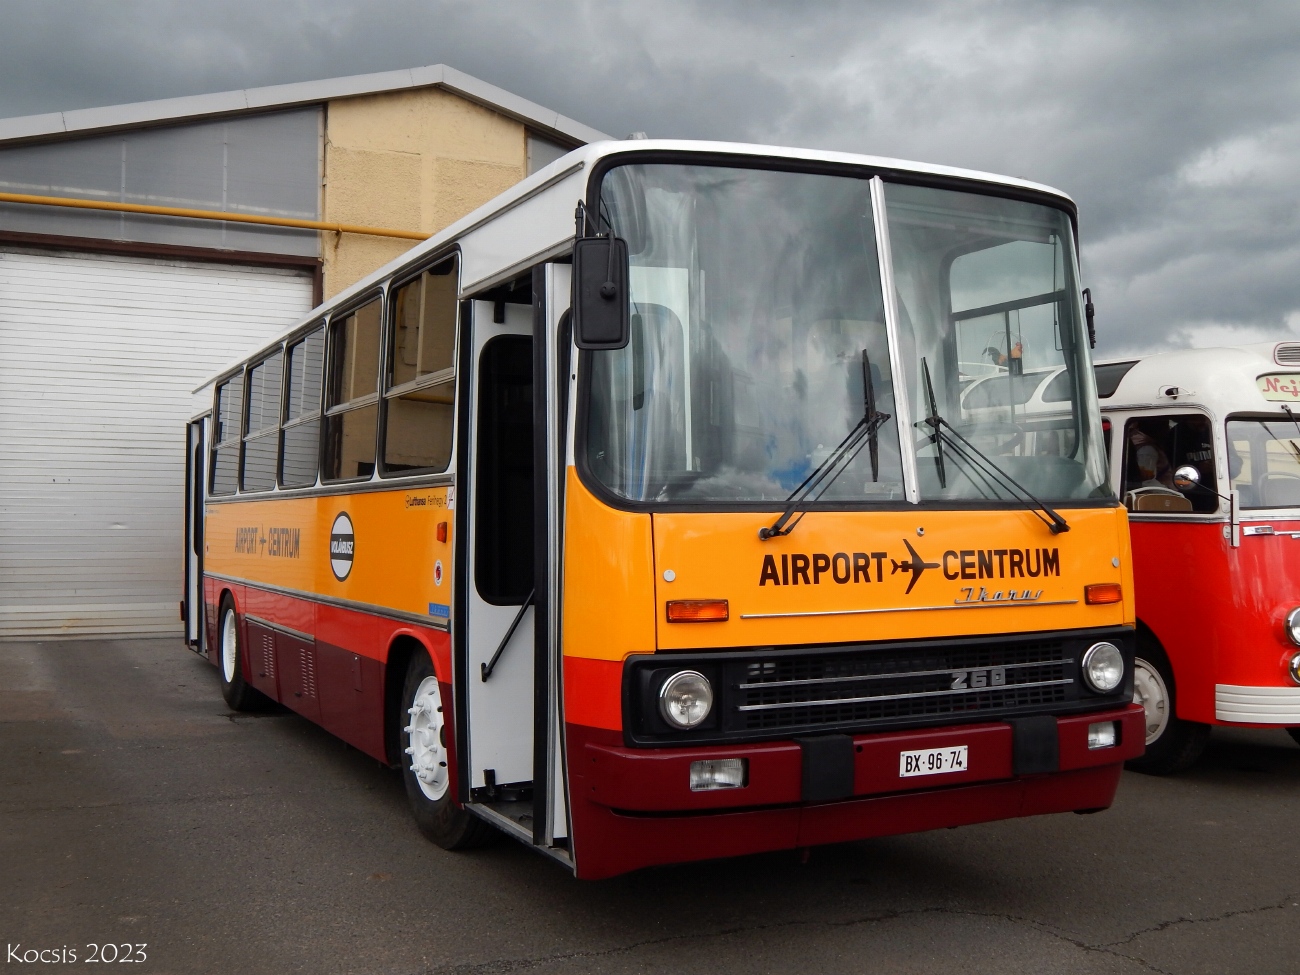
2,0,1300,354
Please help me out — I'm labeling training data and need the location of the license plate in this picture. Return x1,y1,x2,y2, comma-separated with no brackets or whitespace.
899,745,968,777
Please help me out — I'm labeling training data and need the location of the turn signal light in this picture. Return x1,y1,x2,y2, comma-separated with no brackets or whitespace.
436,521,448,543
666,599,729,623
1084,583,1122,605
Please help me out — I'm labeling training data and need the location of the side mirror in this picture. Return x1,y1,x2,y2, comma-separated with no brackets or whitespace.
1173,465,1201,491
573,236,630,350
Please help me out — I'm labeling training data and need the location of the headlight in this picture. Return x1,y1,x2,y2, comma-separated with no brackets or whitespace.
1285,608,1300,647
1288,651,1300,686
659,670,714,729
1081,642,1124,693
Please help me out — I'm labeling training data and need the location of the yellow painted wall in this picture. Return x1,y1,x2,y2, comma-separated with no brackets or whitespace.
321,88,530,299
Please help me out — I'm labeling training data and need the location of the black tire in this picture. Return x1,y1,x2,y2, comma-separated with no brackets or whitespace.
217,596,270,712
1125,638,1210,775
400,650,495,850
1286,728,1300,748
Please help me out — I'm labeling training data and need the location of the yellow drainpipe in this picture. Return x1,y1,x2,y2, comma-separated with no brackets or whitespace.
0,190,431,241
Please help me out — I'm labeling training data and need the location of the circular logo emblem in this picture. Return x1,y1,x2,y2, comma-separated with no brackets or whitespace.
329,512,355,581
433,559,444,586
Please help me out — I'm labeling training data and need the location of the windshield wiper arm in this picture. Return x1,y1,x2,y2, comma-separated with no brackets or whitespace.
919,357,946,488
915,360,1069,536
760,351,891,540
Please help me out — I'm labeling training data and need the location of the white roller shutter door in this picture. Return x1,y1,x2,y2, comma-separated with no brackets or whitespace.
0,248,313,637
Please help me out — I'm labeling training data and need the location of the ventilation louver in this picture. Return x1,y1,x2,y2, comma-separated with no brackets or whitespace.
1276,343,1300,366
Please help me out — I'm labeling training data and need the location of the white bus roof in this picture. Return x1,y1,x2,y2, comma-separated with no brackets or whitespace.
1097,341,1300,418
196,139,1079,393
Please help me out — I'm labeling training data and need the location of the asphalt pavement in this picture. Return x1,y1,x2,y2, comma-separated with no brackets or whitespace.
3,637,1300,975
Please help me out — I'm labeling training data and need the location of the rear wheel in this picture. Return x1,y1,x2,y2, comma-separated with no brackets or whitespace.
1125,640,1209,775
400,650,495,850
218,597,269,712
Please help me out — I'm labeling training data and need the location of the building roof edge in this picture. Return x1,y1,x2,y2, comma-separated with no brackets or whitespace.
0,64,611,146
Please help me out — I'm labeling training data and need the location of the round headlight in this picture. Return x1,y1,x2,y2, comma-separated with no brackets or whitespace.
1285,608,1300,647
1288,651,1300,686
658,670,714,729
1082,642,1124,693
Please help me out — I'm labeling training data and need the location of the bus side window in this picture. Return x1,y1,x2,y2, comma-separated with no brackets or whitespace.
475,335,533,604
323,297,382,481
211,375,244,496
1120,414,1217,513
382,258,457,474
242,350,283,492
281,328,323,488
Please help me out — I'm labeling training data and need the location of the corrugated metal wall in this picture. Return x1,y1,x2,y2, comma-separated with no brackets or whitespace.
0,249,312,637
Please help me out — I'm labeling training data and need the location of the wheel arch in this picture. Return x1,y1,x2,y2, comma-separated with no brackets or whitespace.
1135,618,1174,678
384,632,437,767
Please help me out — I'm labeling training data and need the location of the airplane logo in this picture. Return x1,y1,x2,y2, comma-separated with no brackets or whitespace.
891,539,939,595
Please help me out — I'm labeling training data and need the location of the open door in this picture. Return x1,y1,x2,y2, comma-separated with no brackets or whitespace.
460,299,537,813
456,266,572,861
182,416,208,652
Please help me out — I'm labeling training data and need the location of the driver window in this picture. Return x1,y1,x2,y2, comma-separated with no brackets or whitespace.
1120,414,1217,513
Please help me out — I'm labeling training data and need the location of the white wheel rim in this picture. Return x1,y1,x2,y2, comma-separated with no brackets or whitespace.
221,610,238,684
1133,657,1170,745
404,676,449,800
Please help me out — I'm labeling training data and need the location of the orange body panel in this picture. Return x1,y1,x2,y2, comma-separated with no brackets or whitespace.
205,485,455,654
651,506,1133,650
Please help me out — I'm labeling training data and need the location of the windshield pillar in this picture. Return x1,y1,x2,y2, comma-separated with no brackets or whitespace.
870,176,920,504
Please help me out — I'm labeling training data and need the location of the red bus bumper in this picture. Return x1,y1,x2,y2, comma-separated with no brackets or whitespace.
565,703,1144,879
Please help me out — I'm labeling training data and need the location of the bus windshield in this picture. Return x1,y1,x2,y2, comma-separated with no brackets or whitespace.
584,163,1108,506
885,182,1109,502
1227,417,1300,508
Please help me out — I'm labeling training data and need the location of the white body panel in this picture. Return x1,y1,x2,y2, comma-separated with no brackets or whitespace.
1098,343,1300,525
0,249,311,636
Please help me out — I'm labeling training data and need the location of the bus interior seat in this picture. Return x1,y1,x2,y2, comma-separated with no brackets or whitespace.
1126,490,1193,512
1258,472,1300,507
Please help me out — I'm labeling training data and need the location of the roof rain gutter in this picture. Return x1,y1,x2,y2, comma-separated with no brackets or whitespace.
0,190,430,241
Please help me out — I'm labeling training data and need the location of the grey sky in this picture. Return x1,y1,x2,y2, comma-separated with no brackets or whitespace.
2,0,1299,357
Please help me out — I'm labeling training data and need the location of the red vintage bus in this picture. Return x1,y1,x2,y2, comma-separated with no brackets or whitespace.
1096,343,1300,772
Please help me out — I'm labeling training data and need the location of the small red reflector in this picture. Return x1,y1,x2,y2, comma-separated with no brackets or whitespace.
1085,583,1122,605
666,599,729,623
436,521,448,543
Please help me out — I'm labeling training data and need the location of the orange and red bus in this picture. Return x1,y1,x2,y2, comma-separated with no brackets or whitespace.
184,139,1144,878
1095,344,1300,772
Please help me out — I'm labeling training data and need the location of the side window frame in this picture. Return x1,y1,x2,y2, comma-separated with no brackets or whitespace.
210,369,247,497
1119,409,1219,516
241,347,286,494
379,252,461,478
279,324,325,489
322,291,385,483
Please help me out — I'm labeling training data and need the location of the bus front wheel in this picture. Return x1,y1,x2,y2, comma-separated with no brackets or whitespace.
218,597,268,712
399,651,495,850
1286,728,1300,748
1125,641,1209,775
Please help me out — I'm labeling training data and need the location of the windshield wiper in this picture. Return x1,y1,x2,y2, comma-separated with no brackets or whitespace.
918,357,1070,536
759,351,891,540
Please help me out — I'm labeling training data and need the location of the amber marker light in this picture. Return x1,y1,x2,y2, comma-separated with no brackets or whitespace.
666,599,729,623
1084,583,1123,605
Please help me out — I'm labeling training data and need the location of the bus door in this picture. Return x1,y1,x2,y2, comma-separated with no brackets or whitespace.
183,416,208,652
463,298,537,803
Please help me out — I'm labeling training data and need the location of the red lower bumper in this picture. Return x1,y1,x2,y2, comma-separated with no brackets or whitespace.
566,703,1144,879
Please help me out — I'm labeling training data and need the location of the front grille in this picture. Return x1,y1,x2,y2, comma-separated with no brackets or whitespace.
731,640,1070,732
623,628,1133,746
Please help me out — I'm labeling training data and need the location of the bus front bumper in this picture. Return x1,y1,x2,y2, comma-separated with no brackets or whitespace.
565,703,1144,879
